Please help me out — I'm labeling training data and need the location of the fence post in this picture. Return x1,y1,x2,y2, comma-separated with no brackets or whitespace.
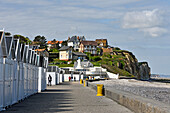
2,58,5,109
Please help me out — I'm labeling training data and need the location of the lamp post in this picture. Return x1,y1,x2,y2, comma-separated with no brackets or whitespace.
100,63,101,78
83,64,86,80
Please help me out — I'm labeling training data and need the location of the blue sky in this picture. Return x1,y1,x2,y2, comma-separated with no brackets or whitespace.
0,0,170,75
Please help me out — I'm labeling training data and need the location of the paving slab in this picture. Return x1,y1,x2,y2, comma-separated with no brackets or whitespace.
2,82,133,113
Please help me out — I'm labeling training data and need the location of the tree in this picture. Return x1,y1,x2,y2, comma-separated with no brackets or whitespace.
97,48,101,55
114,47,121,50
5,32,11,36
14,35,32,44
49,48,59,53
92,56,101,61
33,35,47,49
62,40,67,46
52,39,56,42
85,52,92,61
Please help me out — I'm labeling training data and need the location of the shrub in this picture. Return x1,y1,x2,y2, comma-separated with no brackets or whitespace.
49,48,59,53
114,47,121,50
92,56,101,61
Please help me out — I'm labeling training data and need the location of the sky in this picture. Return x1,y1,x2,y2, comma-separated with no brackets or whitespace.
0,0,170,75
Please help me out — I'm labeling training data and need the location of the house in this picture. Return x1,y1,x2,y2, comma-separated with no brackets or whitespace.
47,41,63,51
35,49,49,57
35,48,49,67
72,52,87,60
95,39,108,47
102,48,113,55
59,46,72,61
79,41,98,55
67,36,85,51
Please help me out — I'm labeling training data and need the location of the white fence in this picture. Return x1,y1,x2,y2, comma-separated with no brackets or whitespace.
0,58,47,111
38,67,46,92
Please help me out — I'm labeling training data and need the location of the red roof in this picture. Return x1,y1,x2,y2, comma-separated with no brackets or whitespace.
35,49,45,52
59,41,63,44
47,41,63,44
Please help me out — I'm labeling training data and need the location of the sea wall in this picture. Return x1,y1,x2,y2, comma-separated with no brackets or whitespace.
88,83,170,113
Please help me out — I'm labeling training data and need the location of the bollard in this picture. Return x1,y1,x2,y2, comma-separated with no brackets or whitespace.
96,84,104,96
83,80,88,87
80,79,83,84
83,80,86,87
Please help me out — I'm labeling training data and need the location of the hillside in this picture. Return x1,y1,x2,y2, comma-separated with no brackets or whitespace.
99,49,150,80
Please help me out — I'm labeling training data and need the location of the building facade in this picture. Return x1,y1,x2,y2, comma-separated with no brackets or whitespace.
95,39,108,47
102,48,113,55
67,36,85,51
59,46,72,61
79,41,98,55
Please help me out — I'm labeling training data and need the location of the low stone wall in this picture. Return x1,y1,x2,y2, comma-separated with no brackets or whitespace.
88,83,97,91
88,83,170,113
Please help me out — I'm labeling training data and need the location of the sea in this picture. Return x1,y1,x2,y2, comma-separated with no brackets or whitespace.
151,74,170,79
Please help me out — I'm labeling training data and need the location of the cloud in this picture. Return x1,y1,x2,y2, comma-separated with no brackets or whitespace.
140,27,167,37
122,9,167,37
122,9,162,28
60,0,140,8
1,0,52,6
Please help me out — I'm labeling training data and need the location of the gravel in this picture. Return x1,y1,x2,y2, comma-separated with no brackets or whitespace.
90,79,170,105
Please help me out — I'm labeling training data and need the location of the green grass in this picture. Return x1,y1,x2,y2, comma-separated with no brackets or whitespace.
91,61,101,66
102,64,135,78
49,64,74,67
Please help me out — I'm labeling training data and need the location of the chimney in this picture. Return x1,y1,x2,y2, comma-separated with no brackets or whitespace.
68,37,70,40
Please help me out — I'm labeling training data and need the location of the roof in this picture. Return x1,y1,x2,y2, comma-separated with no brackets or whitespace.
69,36,77,42
68,36,85,42
96,39,107,41
73,52,87,56
58,46,71,51
35,49,49,57
81,41,98,46
59,41,63,44
47,41,63,44
35,49,45,52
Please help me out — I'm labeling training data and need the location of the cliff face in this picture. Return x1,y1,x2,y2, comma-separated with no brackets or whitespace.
138,62,151,80
112,50,150,80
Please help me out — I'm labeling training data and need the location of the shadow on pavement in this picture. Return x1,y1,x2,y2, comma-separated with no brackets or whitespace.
2,85,74,113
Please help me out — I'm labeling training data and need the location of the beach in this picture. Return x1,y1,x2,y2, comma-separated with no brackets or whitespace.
90,79,170,105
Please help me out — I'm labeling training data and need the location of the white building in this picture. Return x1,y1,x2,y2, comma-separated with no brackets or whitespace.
59,46,72,61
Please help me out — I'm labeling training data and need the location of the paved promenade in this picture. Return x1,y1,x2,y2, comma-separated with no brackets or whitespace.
2,82,133,113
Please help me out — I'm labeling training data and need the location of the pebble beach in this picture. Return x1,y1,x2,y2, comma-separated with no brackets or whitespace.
90,79,170,105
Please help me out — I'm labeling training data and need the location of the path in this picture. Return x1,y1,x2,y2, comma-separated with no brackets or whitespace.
2,82,133,113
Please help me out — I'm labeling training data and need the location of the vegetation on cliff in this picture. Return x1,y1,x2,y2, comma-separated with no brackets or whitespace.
89,48,150,79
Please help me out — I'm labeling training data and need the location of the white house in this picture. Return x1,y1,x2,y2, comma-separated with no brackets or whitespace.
59,46,72,61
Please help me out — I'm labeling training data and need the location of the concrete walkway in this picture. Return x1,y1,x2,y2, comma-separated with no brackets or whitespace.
2,82,133,113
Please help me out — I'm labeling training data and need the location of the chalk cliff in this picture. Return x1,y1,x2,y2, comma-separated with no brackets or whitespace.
102,50,151,80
